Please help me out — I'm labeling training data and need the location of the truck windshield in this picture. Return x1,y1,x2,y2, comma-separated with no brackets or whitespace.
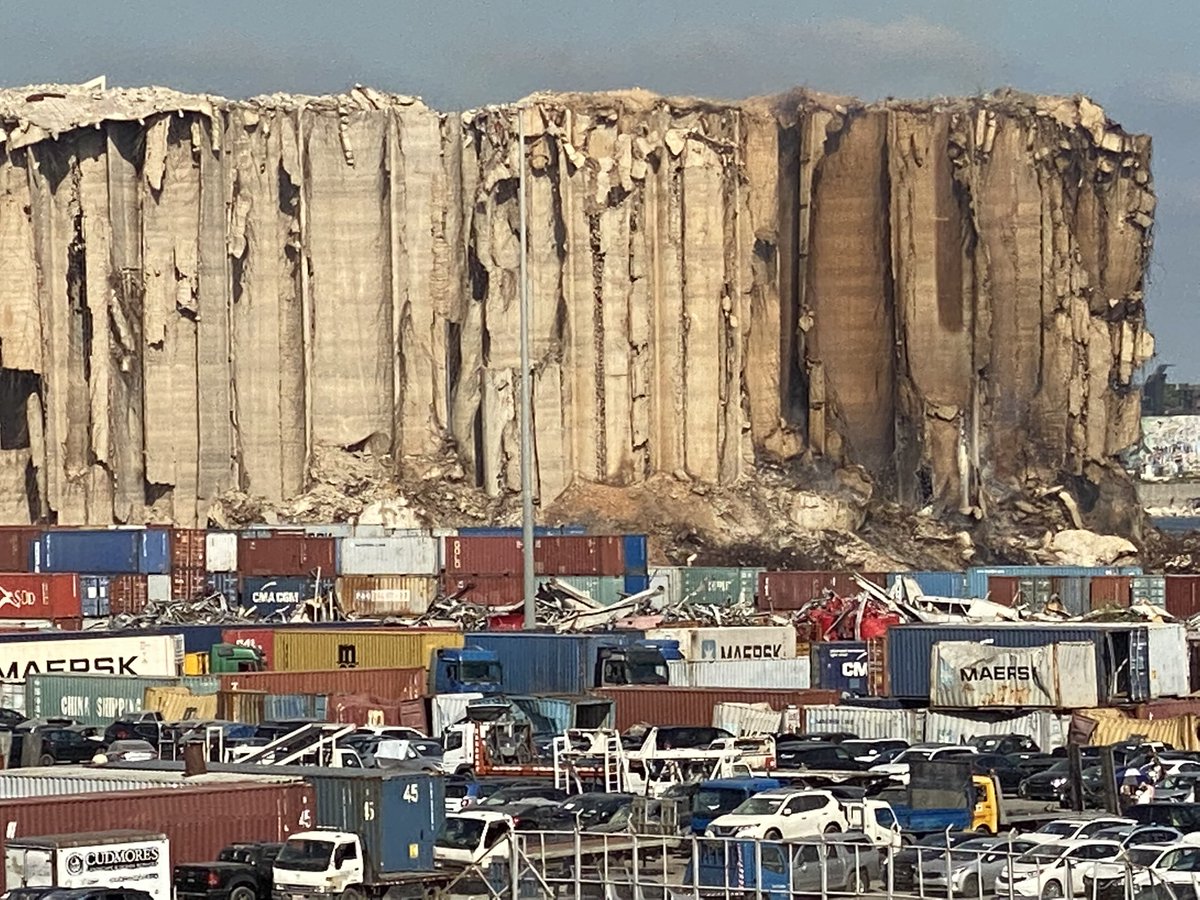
460,662,502,683
694,788,750,816
626,659,668,684
437,817,486,850
276,839,333,872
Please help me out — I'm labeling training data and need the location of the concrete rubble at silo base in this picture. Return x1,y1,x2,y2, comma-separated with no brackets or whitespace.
0,83,1160,568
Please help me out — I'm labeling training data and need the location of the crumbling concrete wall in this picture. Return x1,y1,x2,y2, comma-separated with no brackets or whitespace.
0,85,1154,527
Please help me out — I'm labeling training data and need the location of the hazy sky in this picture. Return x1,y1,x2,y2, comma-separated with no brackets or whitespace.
4,0,1197,377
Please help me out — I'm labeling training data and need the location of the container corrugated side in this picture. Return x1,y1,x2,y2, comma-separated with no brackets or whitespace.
171,528,207,570
550,576,624,606
139,528,172,575
1165,576,1200,618
1090,576,1132,610
801,704,922,741
885,572,966,597
264,693,330,720
0,574,80,619
336,576,436,616
430,694,483,736
0,528,39,572
966,565,1143,599
237,535,337,577
337,536,439,576
218,667,426,701
592,686,840,731
923,709,1070,750
465,632,642,694
205,533,238,572
0,633,182,682
534,536,624,576
929,641,1099,708
222,627,276,668
646,625,797,661
1146,623,1189,699
0,781,316,863
26,674,219,726
440,574,523,606
0,767,302,800
667,658,811,690
677,568,762,606
757,572,887,611
274,629,462,671
108,574,148,617
623,535,648,575
442,536,523,576
34,530,140,574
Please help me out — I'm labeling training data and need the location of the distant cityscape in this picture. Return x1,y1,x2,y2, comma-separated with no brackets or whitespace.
1142,365,1200,416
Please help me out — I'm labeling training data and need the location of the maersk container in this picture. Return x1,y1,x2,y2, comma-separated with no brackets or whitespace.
34,529,170,575
886,572,966,598
812,642,870,695
464,632,644,694
25,674,219,726
274,629,463,672
644,625,796,661
337,536,439,576
623,535,648,575
965,566,1142,599
0,634,181,682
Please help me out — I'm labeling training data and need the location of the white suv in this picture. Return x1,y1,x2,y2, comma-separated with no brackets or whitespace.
705,788,848,840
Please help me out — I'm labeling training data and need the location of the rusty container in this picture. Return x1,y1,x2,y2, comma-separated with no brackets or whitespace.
440,574,524,607
0,781,315,863
1089,575,1132,610
0,573,80,619
109,574,149,616
442,536,523,576
534,536,624,576
237,535,337,577
171,528,207,571
171,567,207,601
328,694,428,732
591,686,840,731
218,666,427,701
0,528,39,572
1166,576,1200,619
983,576,1021,606
866,634,890,697
756,571,887,611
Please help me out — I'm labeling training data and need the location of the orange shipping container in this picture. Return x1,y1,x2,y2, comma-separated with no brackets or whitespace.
1089,576,1132,610
219,666,427,700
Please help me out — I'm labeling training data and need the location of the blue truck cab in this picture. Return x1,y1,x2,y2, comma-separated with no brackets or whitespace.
433,647,503,694
690,777,782,835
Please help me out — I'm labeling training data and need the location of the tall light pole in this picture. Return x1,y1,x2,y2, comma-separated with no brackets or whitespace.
518,106,537,630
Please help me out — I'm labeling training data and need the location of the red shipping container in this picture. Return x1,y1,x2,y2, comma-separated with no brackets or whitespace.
1166,576,1200,619
0,782,314,863
223,627,277,668
171,527,207,570
442,536,523,576
109,574,149,616
593,686,840,731
985,576,1021,606
220,666,426,701
756,571,887,611
329,694,428,732
441,574,524,606
172,566,207,601
0,573,80,619
534,536,624,576
1090,575,1132,610
0,527,38,572
238,535,337,577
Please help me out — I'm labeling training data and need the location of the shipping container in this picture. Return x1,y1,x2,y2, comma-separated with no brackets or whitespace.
534,536,624,576
1132,575,1167,606
263,693,329,720
678,568,762,607
33,529,170,576
507,696,615,734
108,575,148,618
0,782,315,863
644,625,797,661
811,642,869,695
218,667,426,701
800,704,922,742
464,632,644,694
170,567,205,602
0,767,302,800
205,533,238,573
237,535,337,578
328,695,428,732
274,629,463,672
965,566,1142,600
337,536,439,576
171,528,206,571
930,641,1099,708
336,576,437,616
442,536,523,576
756,572,887,611
79,576,111,617
1050,576,1091,616
221,627,276,668
206,572,239,604
985,576,1020,606
1018,576,1053,610
548,576,624,606
885,572,967,598
440,574,522,607
593,686,840,732
712,702,787,736
0,574,80,620
666,658,811,690
923,709,1070,751
1090,576,1132,610
1166,576,1200,619
147,575,171,604
240,576,314,612
0,528,39,572
623,535,648,575
866,636,889,697
455,526,586,537
0,633,181,682
25,674,220,725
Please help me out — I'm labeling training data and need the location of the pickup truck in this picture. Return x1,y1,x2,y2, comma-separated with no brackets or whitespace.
686,833,881,900
175,842,281,900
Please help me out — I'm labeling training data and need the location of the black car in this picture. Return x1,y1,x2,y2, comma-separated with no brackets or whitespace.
27,725,104,766
0,707,26,731
1010,753,1061,777
623,727,732,751
1019,759,1071,801
971,752,1029,795
969,733,1040,755
841,739,909,764
558,792,635,831
42,890,154,900
776,741,868,771
473,783,568,808
884,832,980,891
104,711,164,747
175,841,282,900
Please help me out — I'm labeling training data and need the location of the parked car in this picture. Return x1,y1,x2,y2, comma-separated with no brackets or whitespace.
476,783,568,808
39,891,153,900
970,734,1040,755
994,839,1124,898
775,741,868,771
1020,760,1072,802
840,739,909,764
623,726,732,751
175,841,281,900
1126,803,1200,833
917,836,1039,897
1024,818,1135,845
558,792,635,831
1089,825,1185,848
883,831,981,892
103,711,164,747
443,777,548,813
1084,843,1191,900
970,752,1028,795
1157,773,1200,804
0,707,26,731
98,739,157,763
31,725,105,766
705,788,847,840
780,731,859,744
691,778,782,835
1129,845,1200,893
869,743,979,781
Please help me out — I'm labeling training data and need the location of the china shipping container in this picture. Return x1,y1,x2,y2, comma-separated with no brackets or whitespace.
464,632,644,695
442,536,523,576
337,536,439,576
1165,576,1200,619
0,527,39,572
0,574,80,620
336,576,437,616
756,572,887,611
217,667,426,701
534,536,624,576
273,629,463,672
592,686,840,731
1132,575,1167,606
205,533,238,572
221,627,276,668
0,781,315,863
440,574,523,607
238,535,336,578
25,674,219,726
885,572,967,597
1090,576,1132,610
965,566,1142,599
623,535,648,575
811,642,869,695
33,529,171,575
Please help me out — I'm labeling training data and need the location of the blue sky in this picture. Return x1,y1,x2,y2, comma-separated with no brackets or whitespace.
5,0,1197,377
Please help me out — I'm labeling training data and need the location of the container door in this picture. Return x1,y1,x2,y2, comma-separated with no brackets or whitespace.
1129,628,1150,702
1145,625,1189,698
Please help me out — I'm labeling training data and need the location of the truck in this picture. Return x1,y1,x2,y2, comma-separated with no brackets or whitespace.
175,842,281,900
270,772,443,900
431,647,502,694
184,643,266,676
432,640,674,694
686,833,881,900
5,831,171,900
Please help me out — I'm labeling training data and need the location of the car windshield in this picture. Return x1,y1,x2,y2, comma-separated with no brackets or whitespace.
1128,849,1166,867
897,748,936,762
562,797,626,825
731,796,783,816
275,839,334,872
695,788,753,815
627,660,669,683
1019,845,1068,864
1163,775,1200,789
460,661,502,683
437,817,486,850
1039,822,1079,837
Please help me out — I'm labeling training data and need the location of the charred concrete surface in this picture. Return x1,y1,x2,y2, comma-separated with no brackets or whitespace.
0,84,1155,554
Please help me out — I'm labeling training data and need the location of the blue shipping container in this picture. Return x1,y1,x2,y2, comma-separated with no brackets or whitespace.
206,572,239,605
465,631,644,694
966,566,1142,599
813,642,869,695
34,529,170,575
264,693,330,720
139,528,171,574
624,574,650,594
623,535,649,575
80,575,111,617
886,572,966,598
241,576,313,611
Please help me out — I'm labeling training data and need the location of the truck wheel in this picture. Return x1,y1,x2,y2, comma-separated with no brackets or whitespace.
230,886,256,900
38,753,54,766
1041,881,1063,900
339,889,364,900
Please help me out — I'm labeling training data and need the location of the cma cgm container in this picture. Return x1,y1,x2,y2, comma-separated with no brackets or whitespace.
534,536,624,576
237,535,336,577
273,629,463,671
337,536,439,576
0,781,315,863
241,577,314,612
464,632,644,694
812,642,869,695
0,574,80,620
757,572,887,610
33,529,170,575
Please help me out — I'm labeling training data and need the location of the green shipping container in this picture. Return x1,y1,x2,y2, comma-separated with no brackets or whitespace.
26,674,220,726
551,576,625,606
273,629,463,672
679,567,763,606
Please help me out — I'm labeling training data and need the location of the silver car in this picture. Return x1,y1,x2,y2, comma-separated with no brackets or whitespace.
917,836,1039,897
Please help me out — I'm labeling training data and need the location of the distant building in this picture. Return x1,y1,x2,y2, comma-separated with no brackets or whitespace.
1141,365,1200,416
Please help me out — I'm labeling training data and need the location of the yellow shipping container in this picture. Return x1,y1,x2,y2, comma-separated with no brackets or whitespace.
274,628,463,671
183,651,210,675
336,576,438,617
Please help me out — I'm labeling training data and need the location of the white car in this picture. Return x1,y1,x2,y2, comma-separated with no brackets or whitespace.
1084,844,1181,895
868,743,979,783
1023,817,1135,845
1131,845,1200,892
994,839,1123,898
705,788,848,840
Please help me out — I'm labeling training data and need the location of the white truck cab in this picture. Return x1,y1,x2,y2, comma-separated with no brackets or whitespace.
434,811,514,868
272,830,365,900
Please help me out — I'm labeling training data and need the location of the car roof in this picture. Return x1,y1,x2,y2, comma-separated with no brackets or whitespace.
701,777,780,789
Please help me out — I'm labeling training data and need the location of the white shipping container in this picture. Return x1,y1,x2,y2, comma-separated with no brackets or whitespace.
667,658,811,689
801,705,922,742
6,833,172,900
146,575,171,602
430,693,484,737
711,702,783,736
923,709,1070,751
0,635,180,681
338,536,439,575
647,625,797,661
1145,623,1189,698
0,680,23,715
930,641,1098,708
204,532,238,572
647,568,682,606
